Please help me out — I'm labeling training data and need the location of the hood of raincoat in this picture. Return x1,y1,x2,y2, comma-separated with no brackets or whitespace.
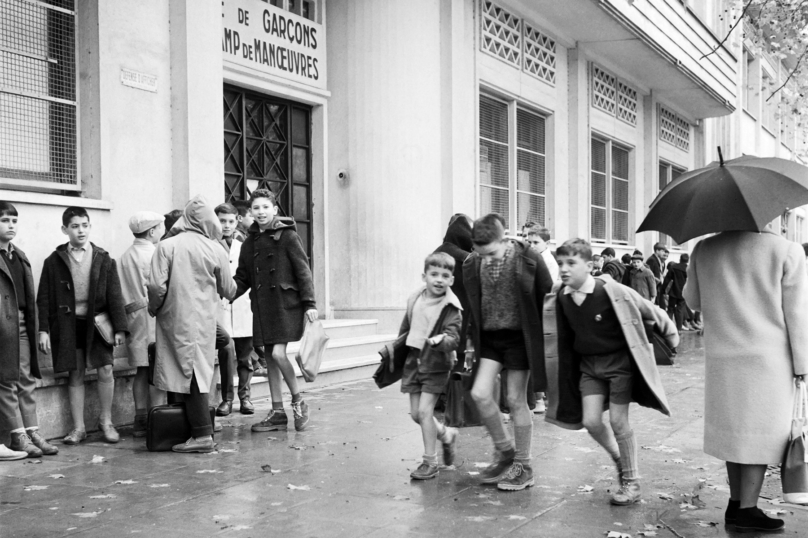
165,195,222,241
442,213,473,252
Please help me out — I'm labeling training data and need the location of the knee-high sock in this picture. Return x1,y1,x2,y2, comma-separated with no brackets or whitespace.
68,382,86,431
616,430,639,481
97,377,115,423
480,407,513,453
514,424,532,465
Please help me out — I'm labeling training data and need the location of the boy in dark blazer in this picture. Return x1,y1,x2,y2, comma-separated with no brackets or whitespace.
0,202,57,459
37,207,127,445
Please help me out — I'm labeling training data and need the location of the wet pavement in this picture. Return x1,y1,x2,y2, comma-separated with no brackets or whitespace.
1,332,806,537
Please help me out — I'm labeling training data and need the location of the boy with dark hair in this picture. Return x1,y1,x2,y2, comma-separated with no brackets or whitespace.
464,213,553,491
0,202,57,459
646,243,669,308
118,211,166,438
547,238,677,505
234,188,317,432
396,251,462,479
38,207,128,445
662,253,690,333
627,251,656,301
214,203,260,415
600,248,625,282
523,223,559,282
232,200,252,243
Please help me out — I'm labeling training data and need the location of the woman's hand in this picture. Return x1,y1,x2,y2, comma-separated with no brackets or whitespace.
305,309,318,323
114,332,126,347
38,332,50,354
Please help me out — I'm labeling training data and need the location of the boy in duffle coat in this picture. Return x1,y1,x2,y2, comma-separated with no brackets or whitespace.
37,206,128,445
545,238,678,505
0,202,58,459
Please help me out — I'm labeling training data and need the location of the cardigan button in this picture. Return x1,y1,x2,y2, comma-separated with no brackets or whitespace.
271,285,276,289
257,284,262,290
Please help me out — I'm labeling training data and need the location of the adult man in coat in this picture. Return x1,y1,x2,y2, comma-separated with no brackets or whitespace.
662,253,689,332
645,242,669,308
148,195,236,453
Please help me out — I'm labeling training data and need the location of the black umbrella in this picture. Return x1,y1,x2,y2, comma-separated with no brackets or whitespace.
637,150,808,244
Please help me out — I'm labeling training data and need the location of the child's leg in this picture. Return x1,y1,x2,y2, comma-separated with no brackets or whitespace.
609,403,639,481
266,352,284,410
96,364,115,425
269,343,300,399
416,392,443,461
581,394,620,461
504,369,532,465
471,359,512,453
67,350,87,431
132,367,149,412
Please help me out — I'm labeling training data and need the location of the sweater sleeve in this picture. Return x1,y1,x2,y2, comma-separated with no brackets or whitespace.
36,258,51,333
682,243,701,311
233,235,252,301
433,307,462,353
286,232,316,311
782,242,808,376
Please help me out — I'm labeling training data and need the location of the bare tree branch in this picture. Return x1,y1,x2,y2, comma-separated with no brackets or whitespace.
766,49,808,101
701,0,755,60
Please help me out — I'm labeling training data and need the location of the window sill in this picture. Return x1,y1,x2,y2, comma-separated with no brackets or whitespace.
0,189,113,211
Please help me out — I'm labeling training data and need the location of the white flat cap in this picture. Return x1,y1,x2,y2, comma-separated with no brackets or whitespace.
128,211,165,234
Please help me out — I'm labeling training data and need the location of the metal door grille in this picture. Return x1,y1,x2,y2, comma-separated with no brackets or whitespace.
223,85,313,258
0,0,77,188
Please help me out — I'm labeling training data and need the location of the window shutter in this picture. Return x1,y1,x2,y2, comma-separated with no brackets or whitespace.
516,108,545,227
479,95,510,222
591,139,607,241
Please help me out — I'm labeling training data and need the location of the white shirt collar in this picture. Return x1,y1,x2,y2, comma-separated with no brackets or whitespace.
564,275,596,295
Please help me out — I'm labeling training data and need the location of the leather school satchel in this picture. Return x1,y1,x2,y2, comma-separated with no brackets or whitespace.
146,403,216,452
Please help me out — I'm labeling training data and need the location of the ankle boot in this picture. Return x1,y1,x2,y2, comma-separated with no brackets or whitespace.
612,430,640,505
27,430,58,455
611,478,642,505
10,431,43,458
735,506,784,533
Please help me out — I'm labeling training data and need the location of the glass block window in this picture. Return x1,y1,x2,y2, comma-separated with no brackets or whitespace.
523,24,555,85
659,106,677,146
1,0,78,190
481,0,521,68
592,65,617,115
480,95,510,223
617,81,637,126
591,137,631,244
658,161,686,248
516,108,546,227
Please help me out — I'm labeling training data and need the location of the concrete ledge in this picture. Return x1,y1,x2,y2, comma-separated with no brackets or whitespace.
0,189,114,210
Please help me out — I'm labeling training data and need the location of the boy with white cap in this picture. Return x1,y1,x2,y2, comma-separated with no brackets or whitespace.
118,211,166,437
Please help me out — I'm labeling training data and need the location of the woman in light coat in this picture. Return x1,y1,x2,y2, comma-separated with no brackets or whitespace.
684,228,808,533
147,196,236,453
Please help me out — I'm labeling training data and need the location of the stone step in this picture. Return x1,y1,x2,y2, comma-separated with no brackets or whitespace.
318,319,380,339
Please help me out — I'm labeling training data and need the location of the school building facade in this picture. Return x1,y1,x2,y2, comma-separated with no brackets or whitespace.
1,0,804,436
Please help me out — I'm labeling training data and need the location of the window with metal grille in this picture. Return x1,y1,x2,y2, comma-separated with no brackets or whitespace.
658,161,686,248
675,117,690,151
617,82,637,126
479,95,510,224
1,0,77,190
516,108,546,227
591,137,631,243
523,24,555,85
481,0,521,68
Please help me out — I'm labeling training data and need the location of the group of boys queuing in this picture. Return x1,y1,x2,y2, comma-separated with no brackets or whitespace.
0,189,315,459
392,213,678,506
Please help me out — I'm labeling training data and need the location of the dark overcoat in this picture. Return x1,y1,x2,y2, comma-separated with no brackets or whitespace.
0,246,39,382
463,240,553,391
37,243,128,372
234,220,316,345
433,213,473,358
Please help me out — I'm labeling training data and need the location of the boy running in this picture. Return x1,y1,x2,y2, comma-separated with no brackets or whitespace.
547,239,677,505
464,214,553,491
398,252,462,479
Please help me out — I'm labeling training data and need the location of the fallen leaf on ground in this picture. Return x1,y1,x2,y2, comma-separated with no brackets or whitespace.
196,470,222,474
507,515,527,520
114,480,137,485
577,485,594,493
231,526,252,531
89,494,116,499
90,455,106,464
764,509,788,516
391,495,409,501
381,437,391,441
467,471,480,476
375,406,383,409
219,449,236,453
484,500,503,506
680,502,697,509
270,502,282,506
641,445,681,454
213,514,232,521
613,522,623,526
695,521,717,527
287,484,310,491
644,524,662,530
72,512,102,518
606,532,631,538
657,492,673,500
149,484,170,488
672,458,689,464
288,445,312,451
25,460,42,464
467,516,494,522
48,474,65,479
637,532,657,537
574,447,597,453
473,462,489,468
23,485,48,491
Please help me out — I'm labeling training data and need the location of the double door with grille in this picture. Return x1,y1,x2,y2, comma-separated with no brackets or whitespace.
223,85,313,258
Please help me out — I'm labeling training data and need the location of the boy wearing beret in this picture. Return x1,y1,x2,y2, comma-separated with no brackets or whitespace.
118,211,167,437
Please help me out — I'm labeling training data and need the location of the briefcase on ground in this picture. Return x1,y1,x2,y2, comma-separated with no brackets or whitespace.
146,403,216,452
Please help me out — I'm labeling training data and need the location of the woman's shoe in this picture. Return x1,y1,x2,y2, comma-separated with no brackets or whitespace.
99,423,120,443
63,429,87,445
735,506,784,533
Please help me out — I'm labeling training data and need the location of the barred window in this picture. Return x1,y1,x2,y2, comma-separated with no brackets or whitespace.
1,0,77,190
479,93,549,232
591,136,631,244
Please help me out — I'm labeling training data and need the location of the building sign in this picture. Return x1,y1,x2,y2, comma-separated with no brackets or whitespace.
120,68,158,93
222,0,326,90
